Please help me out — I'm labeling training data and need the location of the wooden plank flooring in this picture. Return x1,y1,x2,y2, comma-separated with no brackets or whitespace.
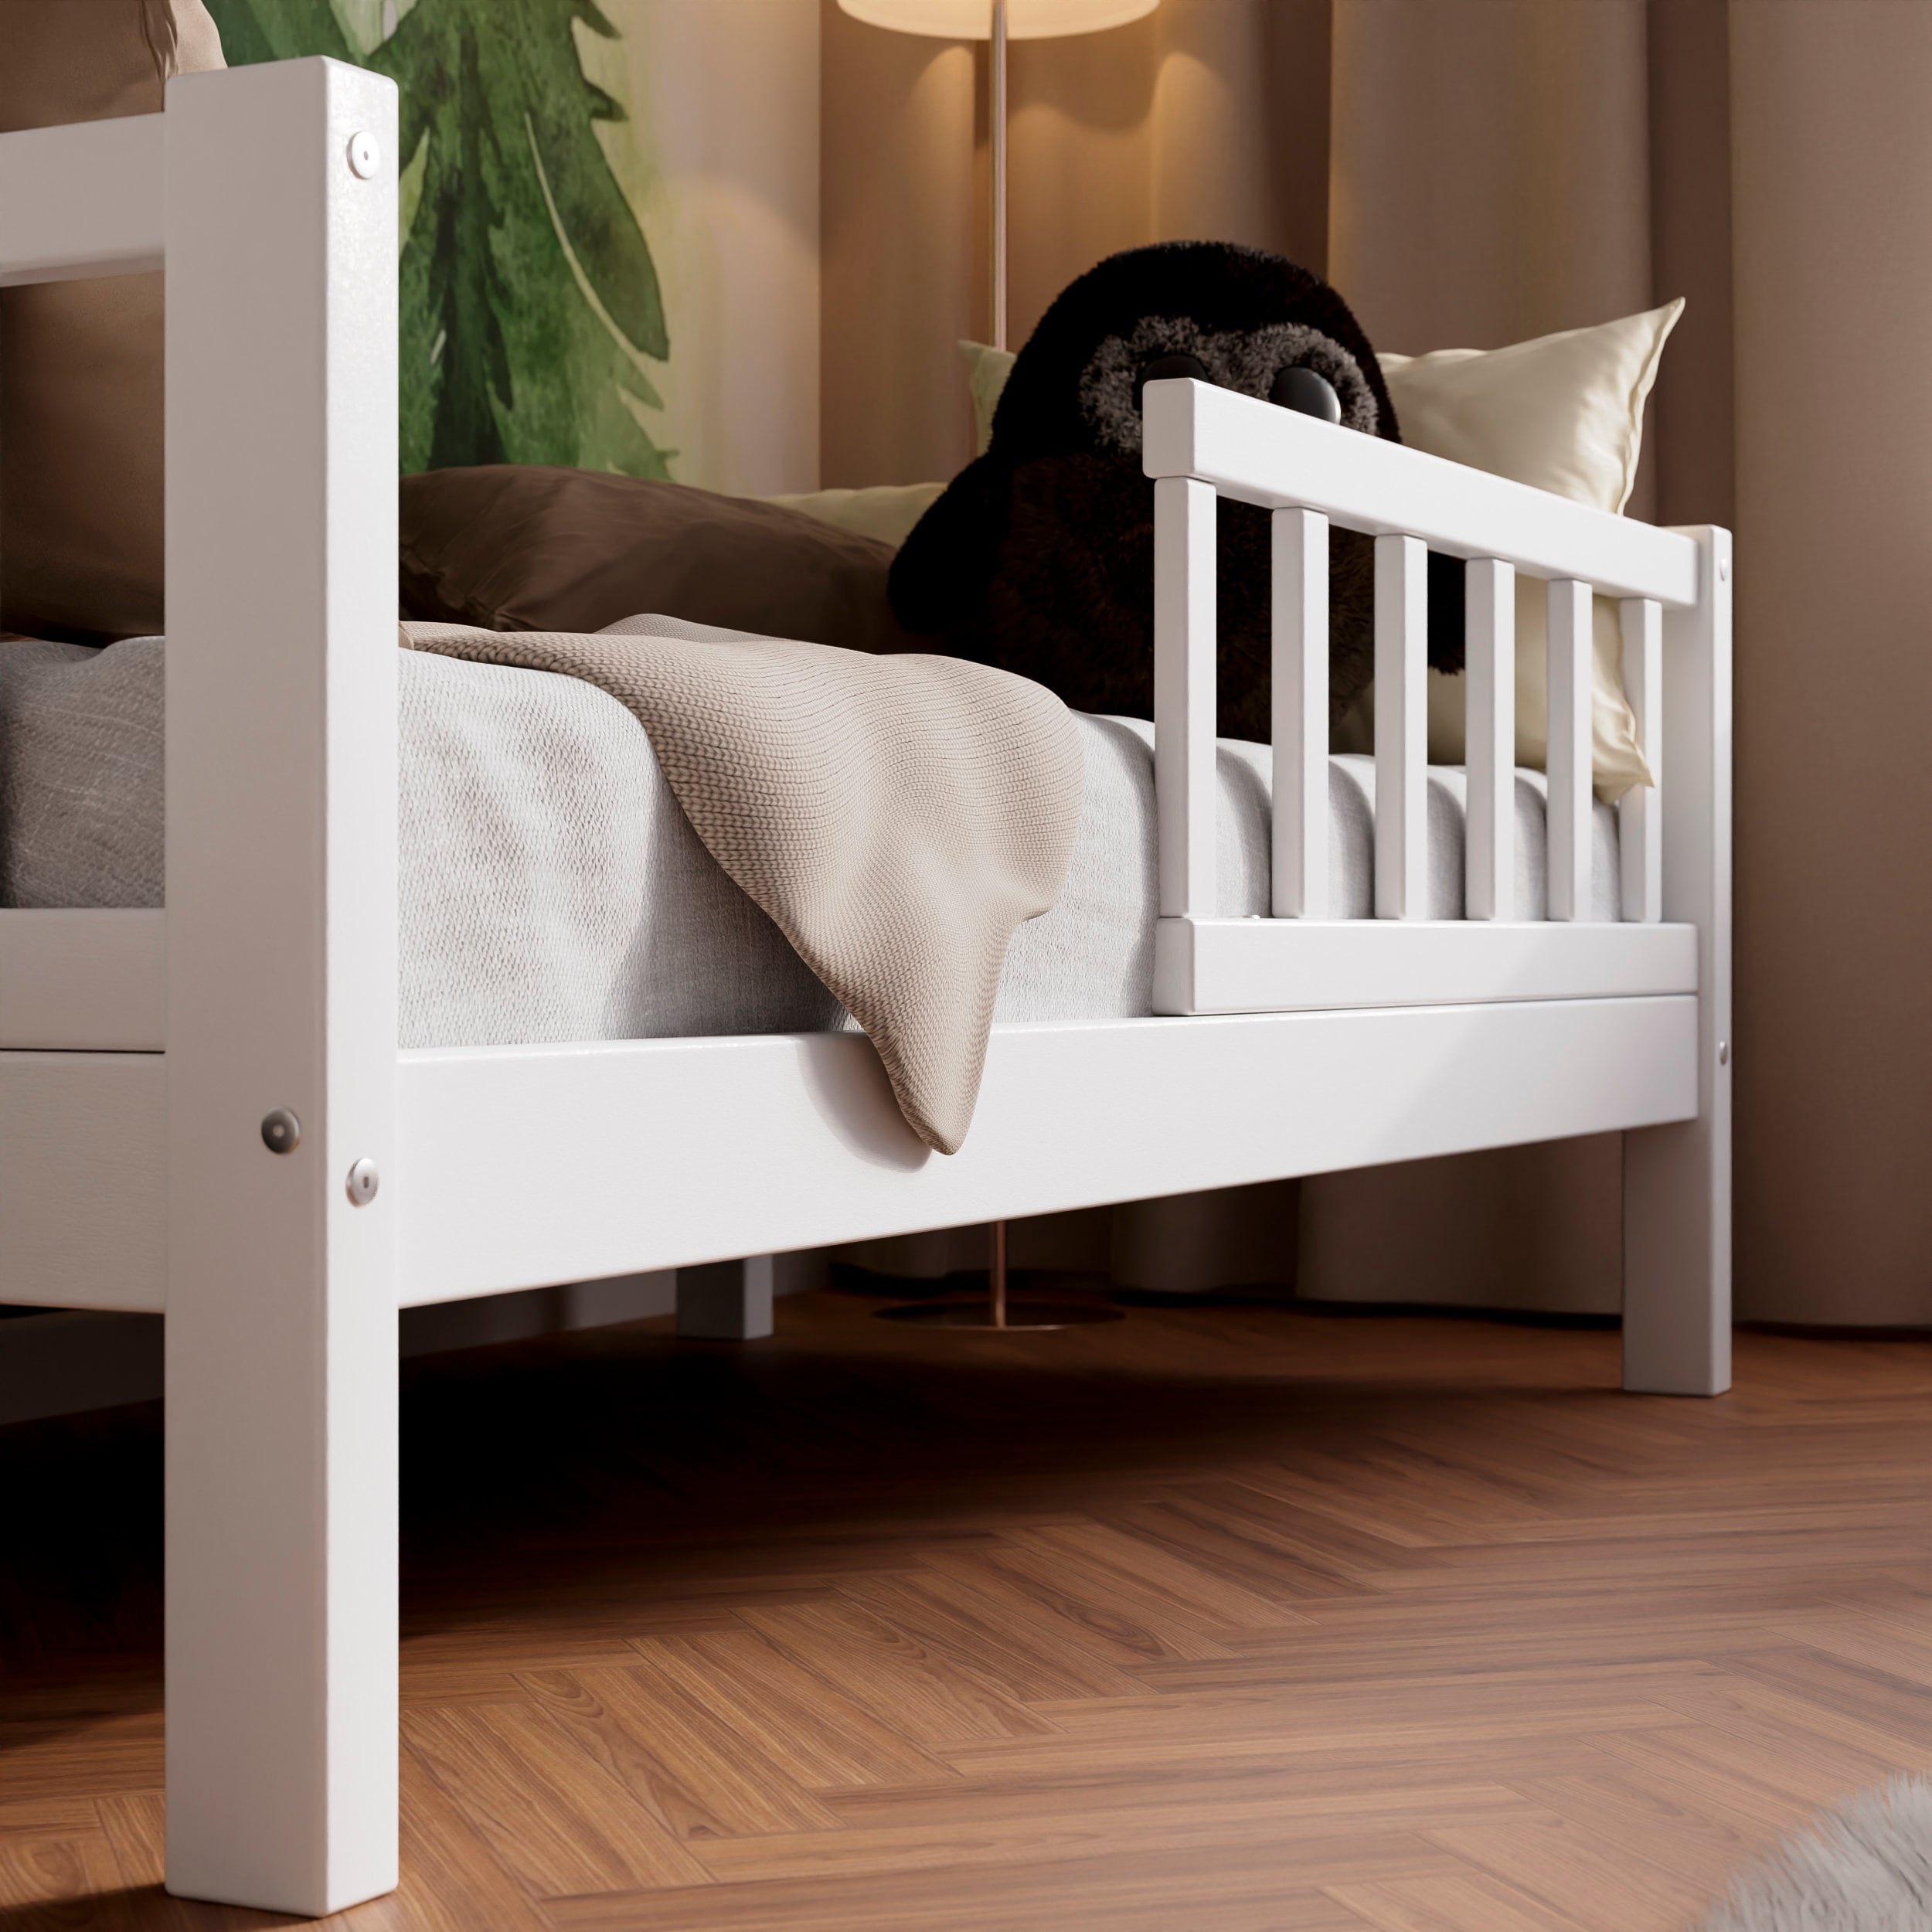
3,1291,1930,1929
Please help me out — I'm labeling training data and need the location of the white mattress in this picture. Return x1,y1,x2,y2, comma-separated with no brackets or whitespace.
0,635,1622,1043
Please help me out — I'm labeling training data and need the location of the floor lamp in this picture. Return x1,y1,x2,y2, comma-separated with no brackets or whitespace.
835,0,1160,351
840,0,1156,1328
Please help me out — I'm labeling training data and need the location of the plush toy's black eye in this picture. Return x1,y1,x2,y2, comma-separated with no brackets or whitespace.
1134,352,1209,410
1270,365,1342,423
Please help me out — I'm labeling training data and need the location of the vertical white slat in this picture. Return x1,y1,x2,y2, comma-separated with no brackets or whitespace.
1373,533,1427,920
1618,597,1664,923
1623,527,1732,1394
1464,558,1515,921
1271,508,1328,918
165,60,400,1917
1545,577,1594,921
1155,475,1217,917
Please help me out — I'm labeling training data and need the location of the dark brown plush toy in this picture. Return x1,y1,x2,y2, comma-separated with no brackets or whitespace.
889,242,1464,740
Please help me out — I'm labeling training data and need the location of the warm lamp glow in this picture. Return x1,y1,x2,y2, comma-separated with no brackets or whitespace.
840,0,1158,349
837,0,1157,39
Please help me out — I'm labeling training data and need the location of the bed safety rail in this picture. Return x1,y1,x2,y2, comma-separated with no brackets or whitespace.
1141,376,1726,1017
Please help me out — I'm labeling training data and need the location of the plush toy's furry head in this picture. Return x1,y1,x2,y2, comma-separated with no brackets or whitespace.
987,242,1400,464
891,243,1459,740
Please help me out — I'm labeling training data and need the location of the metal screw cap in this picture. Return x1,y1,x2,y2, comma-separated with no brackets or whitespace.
261,1107,301,1154
346,1158,380,1206
1717,1040,1730,1066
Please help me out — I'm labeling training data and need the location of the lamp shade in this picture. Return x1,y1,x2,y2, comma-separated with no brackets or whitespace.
837,0,1156,39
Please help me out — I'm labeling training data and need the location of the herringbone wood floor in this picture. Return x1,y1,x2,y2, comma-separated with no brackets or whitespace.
5,1288,1931,1930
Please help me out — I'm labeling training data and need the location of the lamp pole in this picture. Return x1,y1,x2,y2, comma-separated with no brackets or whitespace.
873,0,1128,1334
991,0,1008,348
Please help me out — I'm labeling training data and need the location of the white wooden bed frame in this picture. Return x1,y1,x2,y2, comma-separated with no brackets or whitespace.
0,61,1731,1917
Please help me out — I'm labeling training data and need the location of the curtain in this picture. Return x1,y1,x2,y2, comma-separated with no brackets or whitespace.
820,0,1932,1324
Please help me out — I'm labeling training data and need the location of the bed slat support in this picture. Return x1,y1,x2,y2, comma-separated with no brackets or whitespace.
162,60,401,1917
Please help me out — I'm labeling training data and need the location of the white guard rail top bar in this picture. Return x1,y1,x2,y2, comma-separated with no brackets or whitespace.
1141,376,1698,607
0,114,166,287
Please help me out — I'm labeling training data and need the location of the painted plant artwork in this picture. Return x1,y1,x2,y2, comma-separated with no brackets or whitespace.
208,0,672,478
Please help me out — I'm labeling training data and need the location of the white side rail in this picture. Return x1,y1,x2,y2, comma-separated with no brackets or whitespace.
1141,377,1715,1015
0,114,165,286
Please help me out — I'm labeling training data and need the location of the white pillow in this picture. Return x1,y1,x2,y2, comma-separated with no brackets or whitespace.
763,481,944,549
1374,299,1683,799
963,302,1682,798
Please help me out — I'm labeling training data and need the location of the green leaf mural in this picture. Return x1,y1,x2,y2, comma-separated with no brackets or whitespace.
206,0,672,477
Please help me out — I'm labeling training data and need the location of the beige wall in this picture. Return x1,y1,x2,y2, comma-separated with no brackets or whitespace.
1726,3,1932,1323
823,2,980,488
1329,0,1653,352
591,0,823,496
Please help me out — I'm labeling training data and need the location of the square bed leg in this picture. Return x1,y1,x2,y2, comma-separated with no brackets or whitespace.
162,58,401,1910
165,1204,398,1914
1624,1111,1730,1395
1622,527,1732,1396
678,1257,777,1339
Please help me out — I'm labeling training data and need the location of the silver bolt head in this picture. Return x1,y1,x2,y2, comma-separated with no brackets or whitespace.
261,1107,301,1154
348,131,381,179
1717,1040,1730,1066
346,1158,380,1206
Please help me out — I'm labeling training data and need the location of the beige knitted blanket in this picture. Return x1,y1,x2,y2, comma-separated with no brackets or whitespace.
401,617,1084,1154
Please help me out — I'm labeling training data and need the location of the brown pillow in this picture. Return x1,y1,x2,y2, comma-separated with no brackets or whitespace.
0,1,226,642
399,466,926,655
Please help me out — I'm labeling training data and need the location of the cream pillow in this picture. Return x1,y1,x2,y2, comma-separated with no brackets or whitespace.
763,481,944,549
961,339,1017,454
1376,299,1682,799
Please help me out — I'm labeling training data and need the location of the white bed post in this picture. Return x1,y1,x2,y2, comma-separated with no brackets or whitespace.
164,60,400,1913
1622,528,1732,1394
